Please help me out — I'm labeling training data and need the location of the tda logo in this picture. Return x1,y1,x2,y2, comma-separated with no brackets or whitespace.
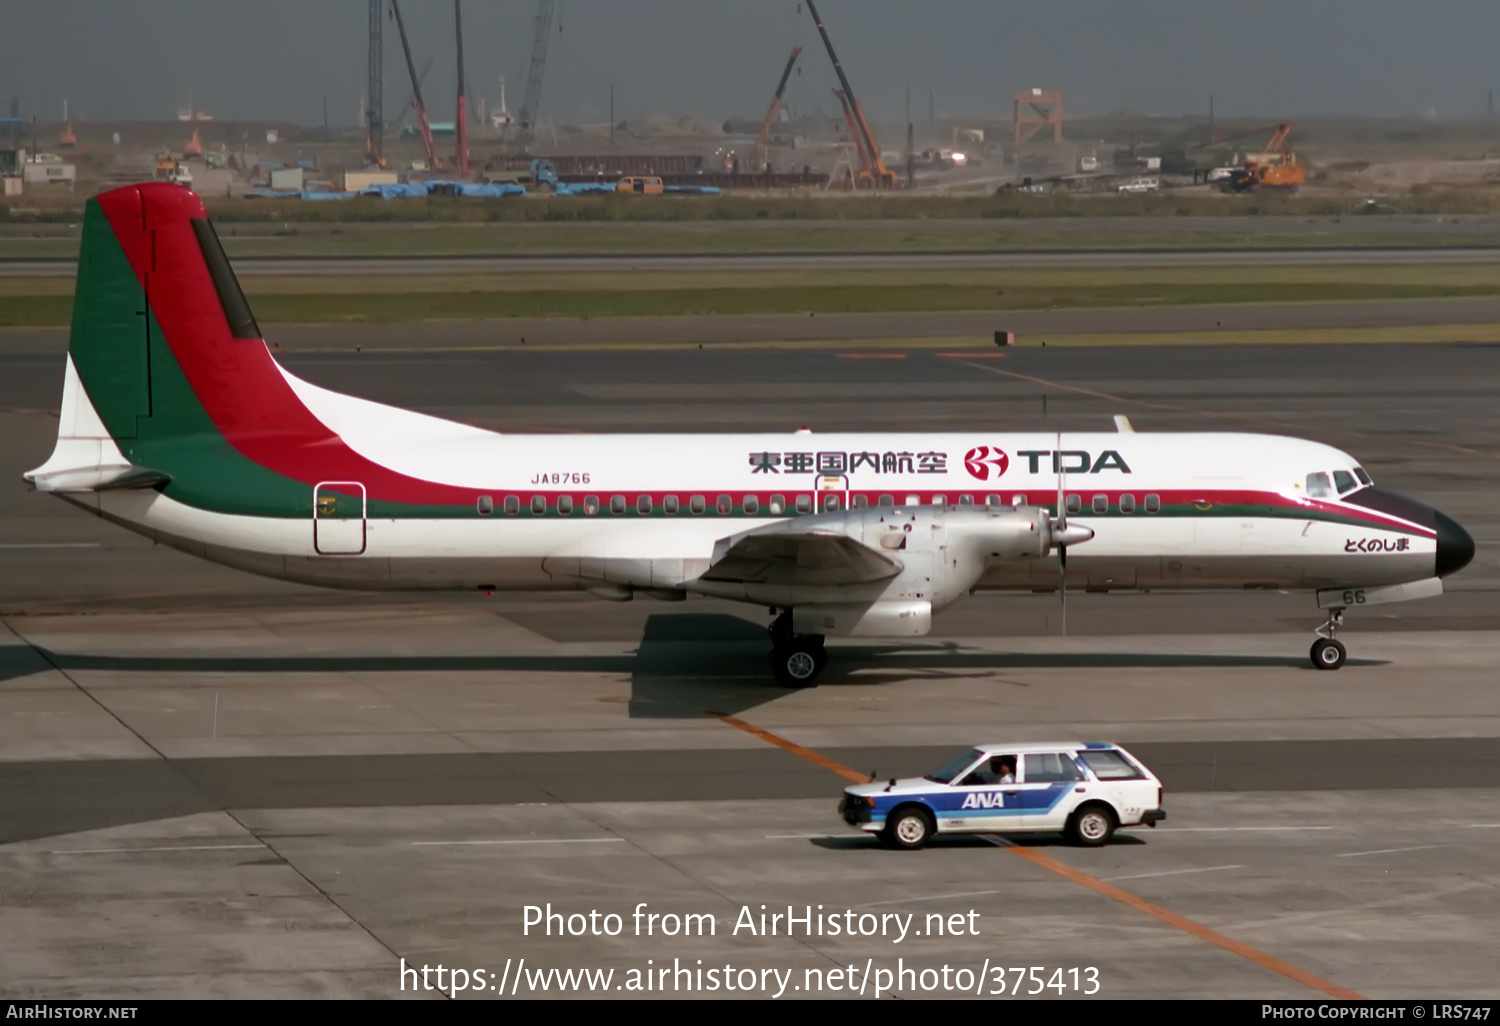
963,446,1010,481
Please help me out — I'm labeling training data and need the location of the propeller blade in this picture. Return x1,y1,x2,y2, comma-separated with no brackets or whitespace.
1058,542,1067,636
1056,430,1066,636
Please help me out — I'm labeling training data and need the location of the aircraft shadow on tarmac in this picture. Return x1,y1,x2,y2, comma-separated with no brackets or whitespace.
0,612,1383,722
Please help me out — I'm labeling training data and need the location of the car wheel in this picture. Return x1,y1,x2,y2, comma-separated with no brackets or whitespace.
1068,804,1116,847
884,807,932,850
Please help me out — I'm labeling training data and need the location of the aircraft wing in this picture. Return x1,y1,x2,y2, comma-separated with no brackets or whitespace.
700,523,902,588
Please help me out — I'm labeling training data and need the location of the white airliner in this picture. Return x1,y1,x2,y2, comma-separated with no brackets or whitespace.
25,184,1475,684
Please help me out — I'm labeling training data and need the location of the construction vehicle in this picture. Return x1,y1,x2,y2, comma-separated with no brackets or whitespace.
805,0,897,188
391,0,441,171
484,158,557,190
1225,122,1304,193
616,175,664,196
750,46,801,172
154,150,177,180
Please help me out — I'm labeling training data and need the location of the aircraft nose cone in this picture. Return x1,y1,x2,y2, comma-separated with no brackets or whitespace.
1435,510,1475,578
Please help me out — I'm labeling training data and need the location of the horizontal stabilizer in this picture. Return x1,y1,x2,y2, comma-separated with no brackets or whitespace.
26,463,171,493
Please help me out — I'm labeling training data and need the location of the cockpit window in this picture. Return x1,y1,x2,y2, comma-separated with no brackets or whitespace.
1333,470,1357,494
1306,472,1332,498
1354,467,1372,486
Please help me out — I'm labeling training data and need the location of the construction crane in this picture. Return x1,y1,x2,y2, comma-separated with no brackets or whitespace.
453,0,469,176
804,0,897,188
1224,122,1304,193
509,0,556,151
832,89,871,180
750,46,801,172
390,0,440,170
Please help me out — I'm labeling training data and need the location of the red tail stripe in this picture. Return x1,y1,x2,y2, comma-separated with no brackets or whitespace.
99,184,474,505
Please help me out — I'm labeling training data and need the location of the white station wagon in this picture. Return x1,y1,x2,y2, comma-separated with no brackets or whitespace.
839,742,1166,849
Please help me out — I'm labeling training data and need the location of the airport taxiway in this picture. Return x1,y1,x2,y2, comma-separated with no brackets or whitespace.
1,338,1497,998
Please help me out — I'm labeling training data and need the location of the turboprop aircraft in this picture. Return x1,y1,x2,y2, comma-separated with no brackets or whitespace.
25,184,1476,685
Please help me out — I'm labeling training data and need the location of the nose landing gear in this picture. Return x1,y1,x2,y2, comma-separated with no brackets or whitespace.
1310,607,1346,670
768,610,827,688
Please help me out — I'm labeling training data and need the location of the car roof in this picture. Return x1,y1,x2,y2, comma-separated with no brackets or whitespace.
969,741,1119,755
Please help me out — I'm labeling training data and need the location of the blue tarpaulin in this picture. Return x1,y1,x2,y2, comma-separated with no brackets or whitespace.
555,181,616,196
357,180,526,199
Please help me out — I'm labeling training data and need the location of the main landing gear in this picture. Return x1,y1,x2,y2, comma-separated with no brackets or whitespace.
1310,607,1347,671
768,610,828,688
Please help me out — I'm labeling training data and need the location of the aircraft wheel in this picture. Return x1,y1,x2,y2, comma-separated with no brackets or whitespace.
1310,638,1346,671
770,639,827,688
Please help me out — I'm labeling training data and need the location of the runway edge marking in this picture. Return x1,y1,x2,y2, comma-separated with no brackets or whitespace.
716,712,1365,1001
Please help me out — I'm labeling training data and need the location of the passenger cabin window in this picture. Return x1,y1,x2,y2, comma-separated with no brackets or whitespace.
743,495,759,514
663,495,679,514
1012,495,1027,507
1076,749,1146,781
716,494,733,515
986,494,1002,508
1354,467,1372,486
852,494,868,508
584,495,600,515
1119,493,1135,514
531,495,547,515
503,495,520,516
796,494,813,514
932,494,947,507
689,494,705,515
959,494,974,506
905,494,921,506
823,494,840,512
1333,470,1357,494
1306,472,1333,498
1066,494,1082,515
769,494,786,514
1024,753,1084,783
477,495,494,516
557,495,574,515
610,495,626,515
1144,493,1160,514
637,494,653,515
1091,494,1109,514
878,494,895,507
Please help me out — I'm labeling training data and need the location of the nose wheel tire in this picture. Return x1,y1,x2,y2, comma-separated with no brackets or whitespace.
770,637,828,688
883,808,933,850
1310,637,1346,671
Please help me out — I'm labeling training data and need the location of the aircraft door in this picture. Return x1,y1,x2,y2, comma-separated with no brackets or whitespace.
817,474,848,512
314,481,367,555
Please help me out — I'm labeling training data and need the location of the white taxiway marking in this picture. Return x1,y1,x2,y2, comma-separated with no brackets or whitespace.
52,844,264,855
764,833,850,840
1161,826,1335,832
0,543,101,549
1334,845,1444,858
858,889,1005,909
1103,864,1245,882
1466,824,1500,829
410,838,624,847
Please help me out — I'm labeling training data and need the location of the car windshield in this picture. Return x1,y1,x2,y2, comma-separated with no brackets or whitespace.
926,748,983,784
